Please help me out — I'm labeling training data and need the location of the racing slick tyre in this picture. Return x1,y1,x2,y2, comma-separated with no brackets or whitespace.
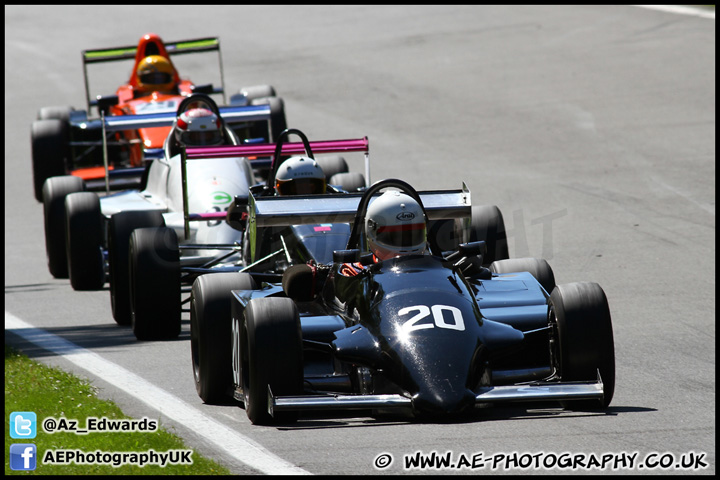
37,106,74,122
469,205,509,266
428,219,462,253
329,172,366,192
65,192,104,291
108,210,165,326
549,282,615,409
128,227,180,340
241,297,303,425
191,272,258,404
32,119,70,202
315,155,349,180
490,257,556,295
240,85,277,102
250,96,287,142
42,175,85,278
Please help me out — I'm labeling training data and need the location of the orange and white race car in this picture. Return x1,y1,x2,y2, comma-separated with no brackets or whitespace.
30,33,286,201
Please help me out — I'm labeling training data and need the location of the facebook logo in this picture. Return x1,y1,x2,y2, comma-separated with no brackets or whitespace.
10,411,37,439
10,444,37,471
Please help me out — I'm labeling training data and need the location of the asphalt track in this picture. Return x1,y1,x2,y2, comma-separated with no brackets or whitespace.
5,5,715,475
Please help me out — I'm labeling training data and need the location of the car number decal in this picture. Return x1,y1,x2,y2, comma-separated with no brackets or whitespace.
205,205,230,227
398,304,465,333
134,100,178,114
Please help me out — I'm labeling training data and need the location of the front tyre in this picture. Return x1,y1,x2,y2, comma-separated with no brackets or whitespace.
191,272,258,403
490,257,556,295
65,192,104,290
108,210,164,326
549,282,615,409
242,297,303,425
129,227,180,340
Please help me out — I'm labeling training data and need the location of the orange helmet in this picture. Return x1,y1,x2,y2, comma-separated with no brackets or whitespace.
135,55,176,93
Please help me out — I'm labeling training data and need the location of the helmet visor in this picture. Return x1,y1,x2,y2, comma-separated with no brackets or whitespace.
139,72,173,85
276,178,327,195
375,222,426,248
182,130,222,146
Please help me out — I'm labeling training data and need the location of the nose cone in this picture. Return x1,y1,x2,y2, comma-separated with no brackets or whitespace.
384,332,482,416
412,387,478,416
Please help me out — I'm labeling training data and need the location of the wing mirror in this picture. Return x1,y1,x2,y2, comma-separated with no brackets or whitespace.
226,194,249,231
458,241,486,257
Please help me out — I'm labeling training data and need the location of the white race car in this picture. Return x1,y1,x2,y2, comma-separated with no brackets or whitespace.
41,96,360,340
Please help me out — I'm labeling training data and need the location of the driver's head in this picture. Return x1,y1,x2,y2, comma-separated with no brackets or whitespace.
275,156,327,195
365,190,427,261
135,55,176,93
174,108,223,146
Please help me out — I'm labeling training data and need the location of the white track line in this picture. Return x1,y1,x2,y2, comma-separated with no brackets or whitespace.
5,311,311,476
633,5,715,20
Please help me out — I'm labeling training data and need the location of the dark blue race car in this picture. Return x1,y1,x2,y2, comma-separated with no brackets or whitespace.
192,179,614,425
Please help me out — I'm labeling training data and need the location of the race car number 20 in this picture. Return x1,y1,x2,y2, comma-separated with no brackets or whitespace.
398,305,465,333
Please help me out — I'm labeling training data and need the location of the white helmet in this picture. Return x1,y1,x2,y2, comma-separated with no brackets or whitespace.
275,156,327,195
365,190,427,261
175,108,223,146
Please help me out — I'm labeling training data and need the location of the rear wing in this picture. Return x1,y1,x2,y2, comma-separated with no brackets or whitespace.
94,104,275,195
247,186,471,228
98,104,273,131
244,184,470,264
181,138,372,238
82,37,225,111
184,137,369,160
82,37,222,63
185,136,371,191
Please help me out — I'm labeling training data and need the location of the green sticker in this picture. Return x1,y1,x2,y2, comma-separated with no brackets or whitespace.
174,39,219,50
212,191,232,205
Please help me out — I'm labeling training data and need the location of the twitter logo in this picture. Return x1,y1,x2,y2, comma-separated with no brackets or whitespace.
10,412,37,439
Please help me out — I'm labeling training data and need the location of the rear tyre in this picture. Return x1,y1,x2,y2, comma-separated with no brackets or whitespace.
428,219,462,253
550,282,615,409
469,205,509,266
328,172,366,192
32,119,69,202
37,105,74,121
191,272,258,403
42,175,84,278
315,155,349,180
490,257,556,295
129,227,180,340
108,210,164,326
250,96,287,142
241,297,303,425
65,192,104,290
240,85,276,102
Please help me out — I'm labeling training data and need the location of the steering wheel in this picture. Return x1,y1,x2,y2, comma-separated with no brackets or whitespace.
345,178,442,257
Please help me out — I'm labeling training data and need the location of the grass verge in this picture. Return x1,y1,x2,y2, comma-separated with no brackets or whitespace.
5,344,231,475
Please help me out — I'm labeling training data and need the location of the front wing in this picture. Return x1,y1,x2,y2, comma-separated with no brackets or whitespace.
269,374,605,416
